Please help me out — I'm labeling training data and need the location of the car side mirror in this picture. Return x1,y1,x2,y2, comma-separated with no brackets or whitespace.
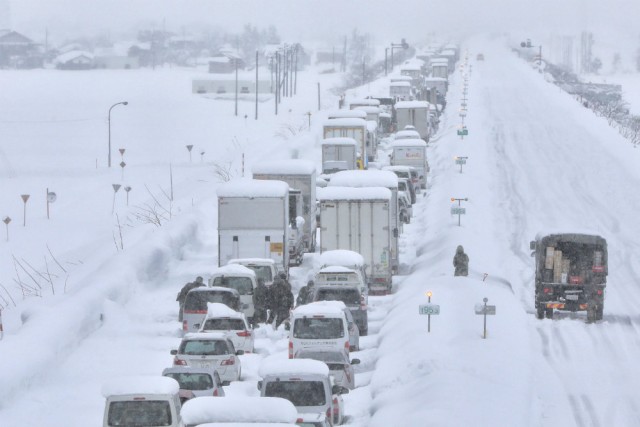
236,350,245,356
257,380,263,390
170,349,178,355
351,358,361,365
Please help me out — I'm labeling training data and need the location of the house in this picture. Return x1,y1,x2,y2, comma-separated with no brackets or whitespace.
208,46,245,73
0,30,42,68
54,50,94,70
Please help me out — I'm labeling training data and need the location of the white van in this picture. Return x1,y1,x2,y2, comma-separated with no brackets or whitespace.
208,264,257,320
180,396,298,427
102,376,182,427
258,358,348,426
227,258,281,286
289,301,360,359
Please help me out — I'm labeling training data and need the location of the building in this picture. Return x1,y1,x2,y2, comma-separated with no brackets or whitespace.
54,50,94,70
0,30,42,68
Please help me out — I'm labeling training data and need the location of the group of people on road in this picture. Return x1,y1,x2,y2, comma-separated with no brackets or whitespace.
253,273,294,328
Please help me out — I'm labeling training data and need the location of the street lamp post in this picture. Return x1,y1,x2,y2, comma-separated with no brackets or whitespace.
384,48,389,76
390,39,409,71
108,101,128,168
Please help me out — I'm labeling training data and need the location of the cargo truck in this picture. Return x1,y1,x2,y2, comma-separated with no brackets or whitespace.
252,160,317,254
328,170,400,276
217,179,290,274
318,186,393,294
531,232,607,322
321,137,358,174
323,118,368,169
395,101,431,141
390,138,428,189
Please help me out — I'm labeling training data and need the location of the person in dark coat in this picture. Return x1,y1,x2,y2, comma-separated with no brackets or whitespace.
296,280,315,306
453,245,469,277
252,278,269,324
177,276,204,321
268,276,294,328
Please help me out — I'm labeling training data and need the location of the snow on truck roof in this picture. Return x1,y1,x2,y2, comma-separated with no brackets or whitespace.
318,250,365,267
206,302,244,319
395,130,421,139
348,98,380,106
390,75,413,81
318,266,357,274
259,358,330,378
354,106,381,114
329,170,398,188
425,77,447,82
181,396,297,425
534,229,606,242
391,139,427,147
322,137,357,146
252,159,316,175
102,376,179,397
395,101,431,109
317,186,391,201
323,118,367,127
217,179,288,198
228,258,276,266
390,81,411,87
327,109,367,119
210,264,256,277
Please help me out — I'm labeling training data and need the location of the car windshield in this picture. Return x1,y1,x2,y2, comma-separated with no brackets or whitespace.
184,291,238,311
264,381,326,406
164,372,213,390
202,318,246,331
107,400,172,426
180,339,230,356
211,276,254,295
293,317,344,339
315,288,361,306
244,265,273,282
398,181,407,192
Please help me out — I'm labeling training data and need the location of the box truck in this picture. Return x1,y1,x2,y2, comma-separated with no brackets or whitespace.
323,118,368,169
217,179,290,274
395,101,431,141
390,138,428,189
321,137,358,173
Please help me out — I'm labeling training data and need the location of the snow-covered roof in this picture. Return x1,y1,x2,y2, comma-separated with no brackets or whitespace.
425,77,447,82
400,64,422,71
391,139,427,148
183,331,229,341
228,258,276,266
317,186,391,201
259,358,330,378
395,101,431,110
292,300,347,317
327,109,367,119
54,50,94,64
322,137,357,146
217,179,289,198
181,396,298,424
395,130,421,139
101,376,179,397
390,81,411,87
380,112,392,118
390,75,413,82
210,264,256,278
354,106,381,114
329,170,399,189
318,250,365,267
431,58,449,65
323,118,367,128
348,98,380,107
252,159,316,176
318,265,357,274
206,302,245,319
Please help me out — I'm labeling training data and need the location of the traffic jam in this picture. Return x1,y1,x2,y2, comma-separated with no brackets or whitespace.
101,44,459,427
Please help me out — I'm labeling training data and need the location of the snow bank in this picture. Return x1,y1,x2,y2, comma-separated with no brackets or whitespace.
216,179,289,198
101,376,179,397
259,358,329,378
181,396,297,424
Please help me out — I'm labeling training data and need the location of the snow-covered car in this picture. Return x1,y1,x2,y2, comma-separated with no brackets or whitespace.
398,190,412,224
162,366,225,402
309,282,368,337
208,264,257,321
101,376,182,427
294,349,361,390
397,176,416,204
382,165,420,194
315,251,368,292
258,359,349,426
182,287,241,333
227,258,281,287
393,129,421,140
171,333,243,385
199,303,254,353
180,396,298,427
289,301,360,358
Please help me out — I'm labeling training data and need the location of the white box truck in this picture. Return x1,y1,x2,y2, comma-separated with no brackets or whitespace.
390,138,428,189
323,118,368,169
217,179,290,274
321,137,358,173
252,160,317,253
395,100,431,141
328,170,400,276
318,186,393,294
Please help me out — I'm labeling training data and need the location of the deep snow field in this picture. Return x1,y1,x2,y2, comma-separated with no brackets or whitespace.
2,36,640,426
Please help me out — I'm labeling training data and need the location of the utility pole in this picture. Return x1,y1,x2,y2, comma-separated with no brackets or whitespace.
294,45,299,95
255,50,259,120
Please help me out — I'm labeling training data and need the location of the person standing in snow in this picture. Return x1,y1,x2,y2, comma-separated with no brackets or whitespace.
268,274,294,328
252,278,269,324
453,245,469,277
177,276,205,321
296,280,315,306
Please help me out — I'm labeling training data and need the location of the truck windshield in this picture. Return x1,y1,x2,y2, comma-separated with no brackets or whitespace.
212,277,254,295
264,380,326,406
293,317,344,339
163,372,213,390
108,400,172,426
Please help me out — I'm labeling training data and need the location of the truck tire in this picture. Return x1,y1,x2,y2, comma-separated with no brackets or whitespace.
536,303,545,320
595,304,604,321
587,306,596,323
545,308,553,319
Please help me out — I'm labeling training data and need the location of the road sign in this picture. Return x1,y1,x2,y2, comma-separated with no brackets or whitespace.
451,207,466,215
419,304,440,315
455,158,467,165
457,129,469,136
475,304,496,315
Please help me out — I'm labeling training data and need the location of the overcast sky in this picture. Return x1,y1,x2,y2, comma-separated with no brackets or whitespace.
5,0,640,46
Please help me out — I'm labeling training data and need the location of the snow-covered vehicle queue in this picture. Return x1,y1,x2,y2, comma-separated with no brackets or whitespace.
4,33,640,427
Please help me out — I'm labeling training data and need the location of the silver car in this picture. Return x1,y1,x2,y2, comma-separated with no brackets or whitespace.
170,332,243,385
161,366,225,402
294,349,361,390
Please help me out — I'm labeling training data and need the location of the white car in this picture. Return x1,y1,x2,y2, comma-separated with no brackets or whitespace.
162,366,226,401
180,396,298,427
198,303,255,353
227,258,281,287
295,349,361,390
171,333,242,385
208,264,257,321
